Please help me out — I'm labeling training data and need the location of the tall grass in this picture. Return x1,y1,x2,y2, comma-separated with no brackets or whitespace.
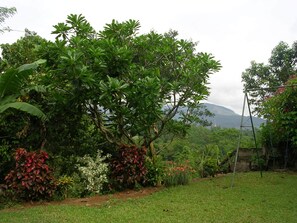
1,172,297,223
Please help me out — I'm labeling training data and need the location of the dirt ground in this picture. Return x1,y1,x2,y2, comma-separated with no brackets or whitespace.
21,187,162,208
6,175,228,210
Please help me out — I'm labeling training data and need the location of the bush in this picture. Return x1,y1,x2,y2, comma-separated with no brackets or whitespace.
195,145,220,177
4,148,56,201
163,161,195,187
76,150,110,195
110,145,147,189
55,175,74,199
0,184,17,210
145,156,164,186
0,143,13,184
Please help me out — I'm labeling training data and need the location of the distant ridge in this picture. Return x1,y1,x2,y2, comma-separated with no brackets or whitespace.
202,103,265,129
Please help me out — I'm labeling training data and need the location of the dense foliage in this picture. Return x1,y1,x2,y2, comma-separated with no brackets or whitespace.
4,148,56,201
242,41,297,115
0,13,226,201
158,126,257,177
0,14,220,187
41,14,221,158
110,145,147,189
242,41,297,168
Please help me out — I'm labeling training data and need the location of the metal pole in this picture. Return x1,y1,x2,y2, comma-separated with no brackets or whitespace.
246,93,263,177
231,93,246,188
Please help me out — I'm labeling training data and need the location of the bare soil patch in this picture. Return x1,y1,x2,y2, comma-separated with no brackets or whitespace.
20,187,162,209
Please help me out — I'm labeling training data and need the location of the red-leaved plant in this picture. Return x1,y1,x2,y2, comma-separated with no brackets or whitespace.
4,148,56,201
110,145,147,189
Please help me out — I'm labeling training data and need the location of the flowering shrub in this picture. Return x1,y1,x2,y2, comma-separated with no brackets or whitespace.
4,148,56,201
110,145,147,189
76,150,110,194
163,161,195,187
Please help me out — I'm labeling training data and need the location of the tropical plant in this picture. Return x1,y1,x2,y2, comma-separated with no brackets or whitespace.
44,14,220,159
195,145,220,177
76,150,110,195
0,59,46,120
110,145,147,189
145,155,164,186
55,175,74,199
4,148,56,201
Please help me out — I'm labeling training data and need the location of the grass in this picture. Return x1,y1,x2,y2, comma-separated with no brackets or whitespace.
1,171,297,223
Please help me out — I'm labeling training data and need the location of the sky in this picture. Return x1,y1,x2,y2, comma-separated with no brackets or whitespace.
1,0,297,114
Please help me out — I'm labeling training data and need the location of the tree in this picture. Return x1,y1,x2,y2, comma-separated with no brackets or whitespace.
242,41,297,168
242,41,297,114
261,76,297,168
46,14,221,157
262,76,297,145
0,30,47,71
0,29,105,165
0,6,16,33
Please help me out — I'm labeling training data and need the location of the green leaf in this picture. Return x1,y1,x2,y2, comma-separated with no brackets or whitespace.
0,60,46,98
18,59,46,72
0,95,16,106
0,101,47,121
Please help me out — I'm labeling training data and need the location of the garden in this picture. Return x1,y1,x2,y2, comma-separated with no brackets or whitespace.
1,9,297,221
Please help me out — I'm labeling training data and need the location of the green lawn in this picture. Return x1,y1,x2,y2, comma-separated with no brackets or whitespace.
1,172,297,223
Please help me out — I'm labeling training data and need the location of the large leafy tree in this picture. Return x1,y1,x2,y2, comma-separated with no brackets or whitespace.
261,76,297,144
242,41,297,168
44,14,221,156
0,30,46,71
242,41,297,114
0,29,104,163
261,76,297,168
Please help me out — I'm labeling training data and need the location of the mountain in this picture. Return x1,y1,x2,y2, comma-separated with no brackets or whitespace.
202,103,265,129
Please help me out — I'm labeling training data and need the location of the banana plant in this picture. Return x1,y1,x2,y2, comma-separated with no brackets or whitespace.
0,59,47,121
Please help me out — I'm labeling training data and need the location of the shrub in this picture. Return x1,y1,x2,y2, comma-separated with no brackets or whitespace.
55,175,74,199
76,150,110,195
145,156,164,186
4,148,56,201
0,143,13,184
163,161,195,187
110,145,147,189
0,184,17,210
195,145,220,177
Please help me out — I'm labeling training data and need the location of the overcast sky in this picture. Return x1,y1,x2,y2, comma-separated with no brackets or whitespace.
1,0,297,114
